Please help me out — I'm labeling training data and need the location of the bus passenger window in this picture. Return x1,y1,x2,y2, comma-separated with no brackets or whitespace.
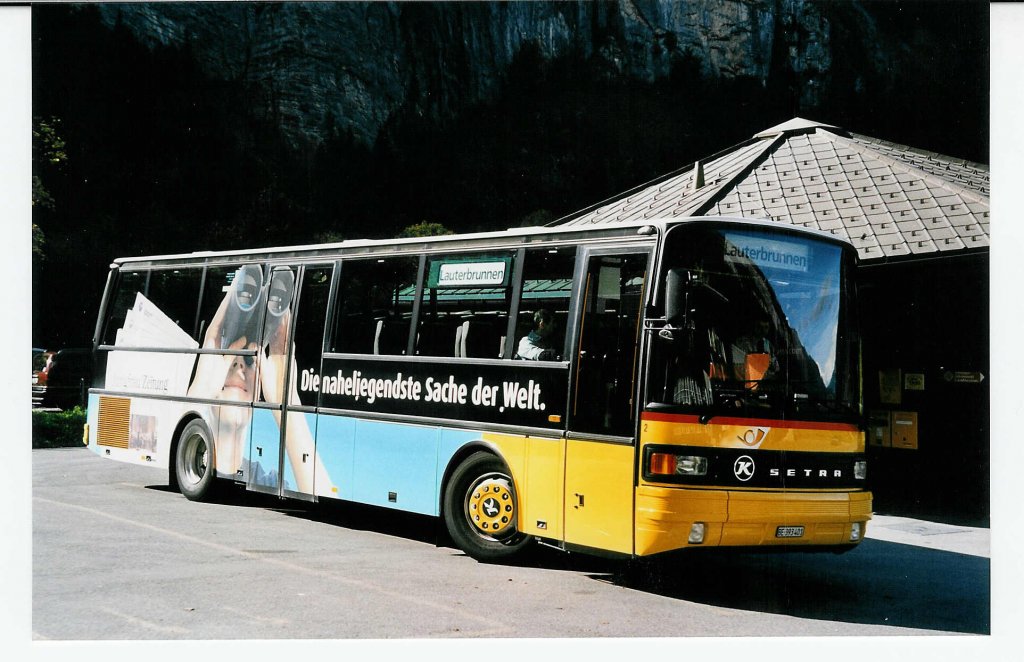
194,265,261,348
330,256,418,355
143,268,204,341
513,248,575,361
101,270,147,345
572,252,649,435
292,265,334,403
417,252,514,359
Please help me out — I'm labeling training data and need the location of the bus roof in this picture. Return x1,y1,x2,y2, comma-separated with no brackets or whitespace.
110,216,855,267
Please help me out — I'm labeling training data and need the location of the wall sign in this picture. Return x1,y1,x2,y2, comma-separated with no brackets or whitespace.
904,373,925,391
879,368,902,405
944,370,985,385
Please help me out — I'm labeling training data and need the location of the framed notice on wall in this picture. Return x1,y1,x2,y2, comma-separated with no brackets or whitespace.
904,373,925,391
879,368,902,405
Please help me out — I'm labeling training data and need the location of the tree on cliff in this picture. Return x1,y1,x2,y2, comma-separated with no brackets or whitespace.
31,116,67,260
398,221,453,238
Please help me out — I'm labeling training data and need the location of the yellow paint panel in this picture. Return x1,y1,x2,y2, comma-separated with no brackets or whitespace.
635,485,872,555
635,485,727,555
849,491,873,520
728,490,856,523
484,433,564,540
564,439,634,554
721,490,858,546
641,416,864,453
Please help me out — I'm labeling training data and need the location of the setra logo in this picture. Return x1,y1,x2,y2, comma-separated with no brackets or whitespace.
737,426,770,448
733,455,756,482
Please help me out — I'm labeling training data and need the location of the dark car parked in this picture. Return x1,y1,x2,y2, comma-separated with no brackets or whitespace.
37,348,92,409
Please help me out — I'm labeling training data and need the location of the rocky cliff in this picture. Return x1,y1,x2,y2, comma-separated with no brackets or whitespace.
94,0,854,148
32,0,987,349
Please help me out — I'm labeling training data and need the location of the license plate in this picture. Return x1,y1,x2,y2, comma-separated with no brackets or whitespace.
776,526,805,538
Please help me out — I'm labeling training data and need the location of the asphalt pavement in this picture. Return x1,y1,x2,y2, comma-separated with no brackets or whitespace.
16,447,1004,652
864,514,989,558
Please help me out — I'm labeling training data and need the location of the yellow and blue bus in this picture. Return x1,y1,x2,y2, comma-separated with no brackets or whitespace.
84,216,871,562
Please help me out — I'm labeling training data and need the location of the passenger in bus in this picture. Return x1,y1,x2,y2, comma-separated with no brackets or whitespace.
730,317,779,387
516,308,559,360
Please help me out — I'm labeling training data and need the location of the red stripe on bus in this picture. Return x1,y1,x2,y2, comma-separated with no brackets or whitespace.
641,411,860,433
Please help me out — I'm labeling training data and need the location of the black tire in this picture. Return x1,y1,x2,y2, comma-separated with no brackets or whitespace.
443,451,531,562
174,419,218,502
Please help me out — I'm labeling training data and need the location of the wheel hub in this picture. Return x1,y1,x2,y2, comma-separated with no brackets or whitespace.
183,434,208,484
467,476,515,538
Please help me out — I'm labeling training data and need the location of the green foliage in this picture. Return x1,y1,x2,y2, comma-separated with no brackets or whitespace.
32,117,67,213
398,221,453,238
517,209,556,227
32,223,46,260
32,407,87,449
33,117,68,166
313,230,347,244
32,117,67,265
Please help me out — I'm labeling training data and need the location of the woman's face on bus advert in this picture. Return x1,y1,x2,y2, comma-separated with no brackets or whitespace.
221,353,255,401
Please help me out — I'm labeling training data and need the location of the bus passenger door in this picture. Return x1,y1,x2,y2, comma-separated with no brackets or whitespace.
563,250,649,555
248,267,298,497
282,264,335,501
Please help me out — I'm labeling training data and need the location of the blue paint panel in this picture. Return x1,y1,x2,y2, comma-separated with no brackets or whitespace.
309,413,487,516
437,428,480,489
282,412,319,494
248,409,283,491
312,413,356,500
352,420,441,515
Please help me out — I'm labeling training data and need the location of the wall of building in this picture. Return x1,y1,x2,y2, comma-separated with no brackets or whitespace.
858,253,989,525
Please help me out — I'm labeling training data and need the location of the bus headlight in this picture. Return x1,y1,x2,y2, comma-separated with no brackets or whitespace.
649,452,708,477
854,460,867,480
850,522,863,542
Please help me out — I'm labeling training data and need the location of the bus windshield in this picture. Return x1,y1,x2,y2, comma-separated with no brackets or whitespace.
649,224,860,424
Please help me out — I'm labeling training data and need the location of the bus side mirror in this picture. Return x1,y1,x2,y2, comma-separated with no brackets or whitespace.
665,268,686,326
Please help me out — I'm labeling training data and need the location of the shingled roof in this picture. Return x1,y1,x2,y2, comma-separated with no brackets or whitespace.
560,118,990,262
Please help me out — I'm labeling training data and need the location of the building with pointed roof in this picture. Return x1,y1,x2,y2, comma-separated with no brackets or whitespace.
560,118,990,521
562,117,989,263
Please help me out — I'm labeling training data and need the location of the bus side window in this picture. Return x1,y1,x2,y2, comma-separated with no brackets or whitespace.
291,265,334,405
513,248,575,361
144,268,204,341
572,252,649,435
417,252,514,359
329,256,418,355
101,270,147,345
195,265,255,348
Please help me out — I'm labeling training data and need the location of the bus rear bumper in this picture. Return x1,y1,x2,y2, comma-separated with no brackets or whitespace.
635,485,872,556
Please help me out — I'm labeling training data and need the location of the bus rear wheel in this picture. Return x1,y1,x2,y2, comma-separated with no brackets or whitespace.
175,420,218,502
443,452,531,563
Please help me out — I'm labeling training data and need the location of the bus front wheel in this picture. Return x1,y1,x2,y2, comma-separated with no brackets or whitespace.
175,420,218,502
443,452,531,563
